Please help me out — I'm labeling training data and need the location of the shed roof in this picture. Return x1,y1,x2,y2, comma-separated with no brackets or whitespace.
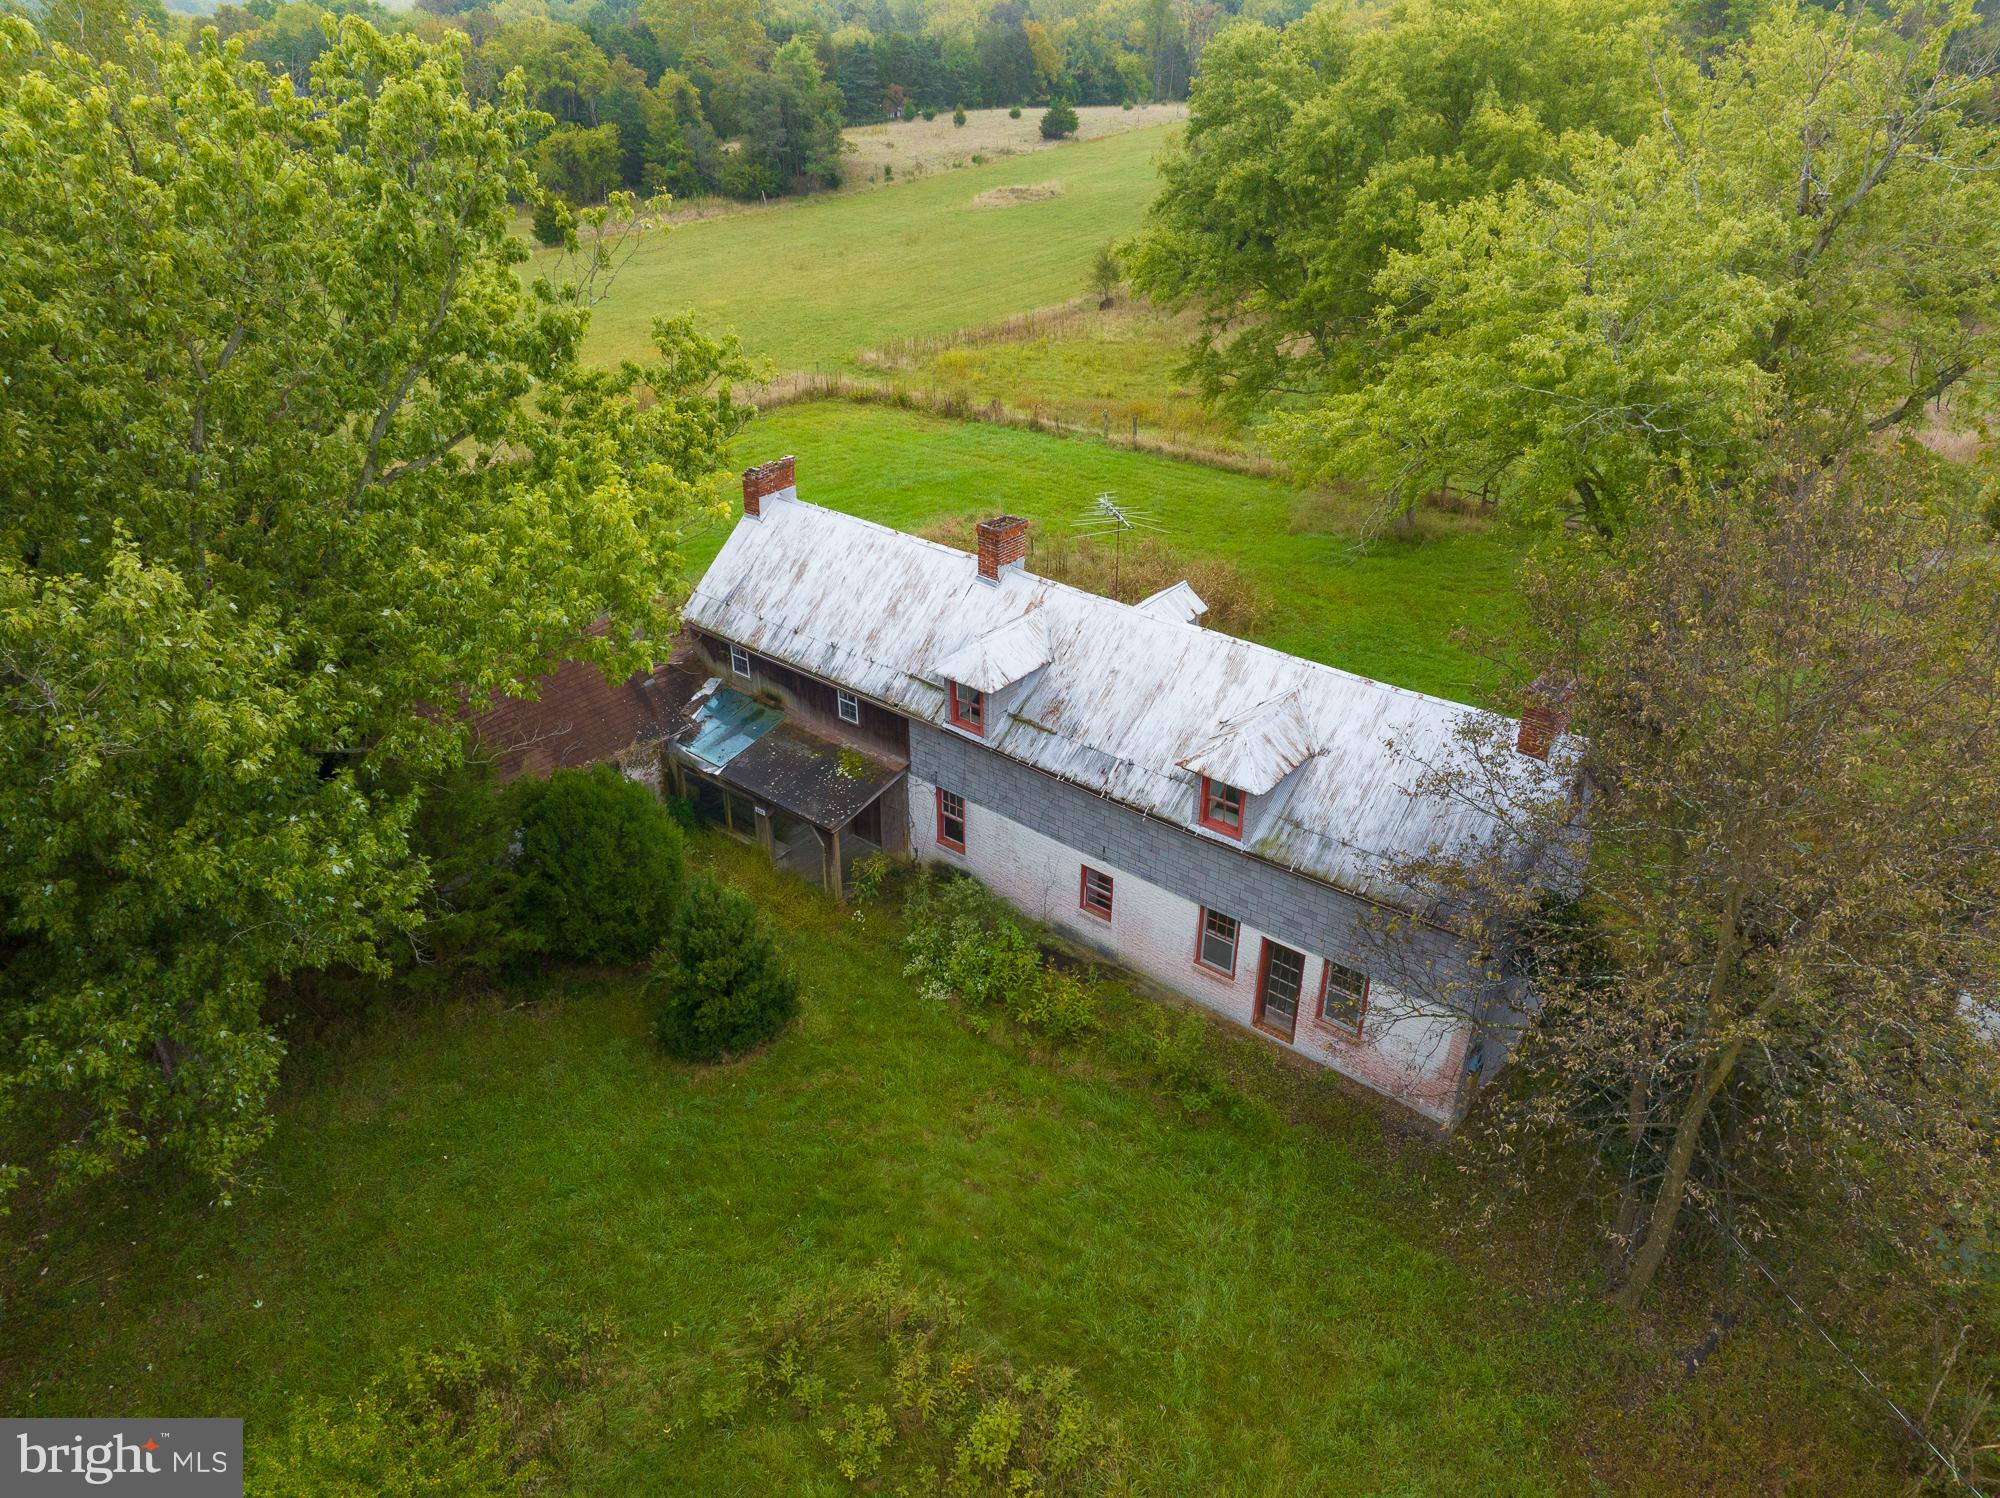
685,494,1564,912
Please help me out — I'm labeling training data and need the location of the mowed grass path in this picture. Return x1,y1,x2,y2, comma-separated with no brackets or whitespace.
702,400,1525,705
555,124,1179,371
1,841,1886,1493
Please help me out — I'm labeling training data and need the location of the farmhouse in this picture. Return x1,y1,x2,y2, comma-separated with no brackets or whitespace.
482,457,1575,1123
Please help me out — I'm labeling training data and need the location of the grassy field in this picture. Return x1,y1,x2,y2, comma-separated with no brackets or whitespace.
0,837,1895,1493
555,123,1180,371
840,103,1186,191
699,400,1524,706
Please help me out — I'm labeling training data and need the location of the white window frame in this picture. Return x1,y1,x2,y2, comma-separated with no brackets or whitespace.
836,688,860,724
729,643,751,678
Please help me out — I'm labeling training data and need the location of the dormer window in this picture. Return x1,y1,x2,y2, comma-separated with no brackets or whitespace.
948,681,986,735
1197,775,1244,838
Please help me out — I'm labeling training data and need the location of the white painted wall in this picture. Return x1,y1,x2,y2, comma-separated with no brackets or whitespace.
908,773,1468,1122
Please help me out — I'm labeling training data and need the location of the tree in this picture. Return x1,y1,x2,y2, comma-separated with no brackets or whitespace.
1378,462,2000,1306
1125,0,1670,423
482,17,613,124
1090,239,1120,307
513,766,686,965
1038,96,1076,139
739,34,845,191
1268,1,2000,528
0,17,751,1201
533,121,624,202
649,874,799,1061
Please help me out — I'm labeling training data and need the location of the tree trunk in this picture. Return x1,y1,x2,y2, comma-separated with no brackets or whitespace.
1612,1030,1747,1308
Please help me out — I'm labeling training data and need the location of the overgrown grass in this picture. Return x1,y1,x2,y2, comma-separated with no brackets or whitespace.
547,125,1180,371
704,400,1525,705
860,297,1248,457
0,835,1904,1493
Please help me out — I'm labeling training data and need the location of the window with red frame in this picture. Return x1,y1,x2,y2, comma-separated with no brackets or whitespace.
1079,866,1114,920
936,788,967,851
1195,907,1239,976
948,681,986,734
1319,959,1369,1034
1197,776,1244,837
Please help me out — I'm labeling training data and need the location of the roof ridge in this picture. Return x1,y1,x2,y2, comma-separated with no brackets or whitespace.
765,495,1488,720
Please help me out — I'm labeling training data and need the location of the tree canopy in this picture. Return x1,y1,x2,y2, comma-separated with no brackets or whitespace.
1130,0,2000,529
0,15,750,1201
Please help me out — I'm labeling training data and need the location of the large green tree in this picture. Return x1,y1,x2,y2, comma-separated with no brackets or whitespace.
1124,0,1673,416
1273,0,2000,527
0,16,750,1201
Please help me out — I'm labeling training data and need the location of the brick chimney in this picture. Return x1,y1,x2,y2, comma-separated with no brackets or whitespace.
741,455,796,519
975,515,1030,583
1516,674,1576,760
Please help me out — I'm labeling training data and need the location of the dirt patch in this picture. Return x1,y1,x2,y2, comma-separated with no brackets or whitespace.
971,181,1065,209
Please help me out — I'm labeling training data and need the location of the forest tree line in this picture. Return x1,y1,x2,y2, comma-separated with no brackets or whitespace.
29,0,1270,204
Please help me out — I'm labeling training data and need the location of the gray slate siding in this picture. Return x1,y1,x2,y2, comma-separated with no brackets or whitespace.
912,721,1471,982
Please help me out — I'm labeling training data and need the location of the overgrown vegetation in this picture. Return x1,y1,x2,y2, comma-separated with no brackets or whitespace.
702,1260,1128,1494
258,1314,621,1495
902,870,1099,1048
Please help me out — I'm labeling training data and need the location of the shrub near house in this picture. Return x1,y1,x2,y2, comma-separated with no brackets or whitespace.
651,874,800,1060
514,766,686,964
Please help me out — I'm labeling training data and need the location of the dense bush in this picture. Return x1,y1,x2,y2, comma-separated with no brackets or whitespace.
1008,105,1022,119
952,104,967,126
404,756,530,987
1141,1008,1223,1113
513,766,685,964
903,871,1097,1044
530,194,567,248
651,874,800,1060
1039,99,1078,140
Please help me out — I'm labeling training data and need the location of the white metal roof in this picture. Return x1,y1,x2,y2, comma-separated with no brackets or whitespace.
1134,579,1207,624
932,612,1050,694
1176,688,1316,795
684,494,1557,913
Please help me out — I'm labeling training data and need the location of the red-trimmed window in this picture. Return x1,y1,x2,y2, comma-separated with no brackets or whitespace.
936,788,967,852
1194,907,1239,977
1319,959,1369,1036
948,681,986,735
1197,776,1244,838
1079,866,1114,920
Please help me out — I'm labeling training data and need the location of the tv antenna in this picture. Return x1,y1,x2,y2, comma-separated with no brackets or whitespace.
1069,493,1162,596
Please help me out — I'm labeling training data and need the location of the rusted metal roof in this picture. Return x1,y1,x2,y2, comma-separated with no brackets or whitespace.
685,494,1562,908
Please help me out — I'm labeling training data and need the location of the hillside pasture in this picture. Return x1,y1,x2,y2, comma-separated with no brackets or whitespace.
552,123,1179,370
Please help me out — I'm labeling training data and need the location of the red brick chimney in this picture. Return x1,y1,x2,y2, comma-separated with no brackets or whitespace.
742,455,795,519
1516,674,1576,760
976,515,1030,582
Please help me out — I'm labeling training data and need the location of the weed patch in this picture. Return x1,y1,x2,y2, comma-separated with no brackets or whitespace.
703,1260,1129,1495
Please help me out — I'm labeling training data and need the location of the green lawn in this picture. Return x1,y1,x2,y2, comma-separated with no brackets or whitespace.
554,125,1179,372
1,838,1891,1493
703,400,1524,706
